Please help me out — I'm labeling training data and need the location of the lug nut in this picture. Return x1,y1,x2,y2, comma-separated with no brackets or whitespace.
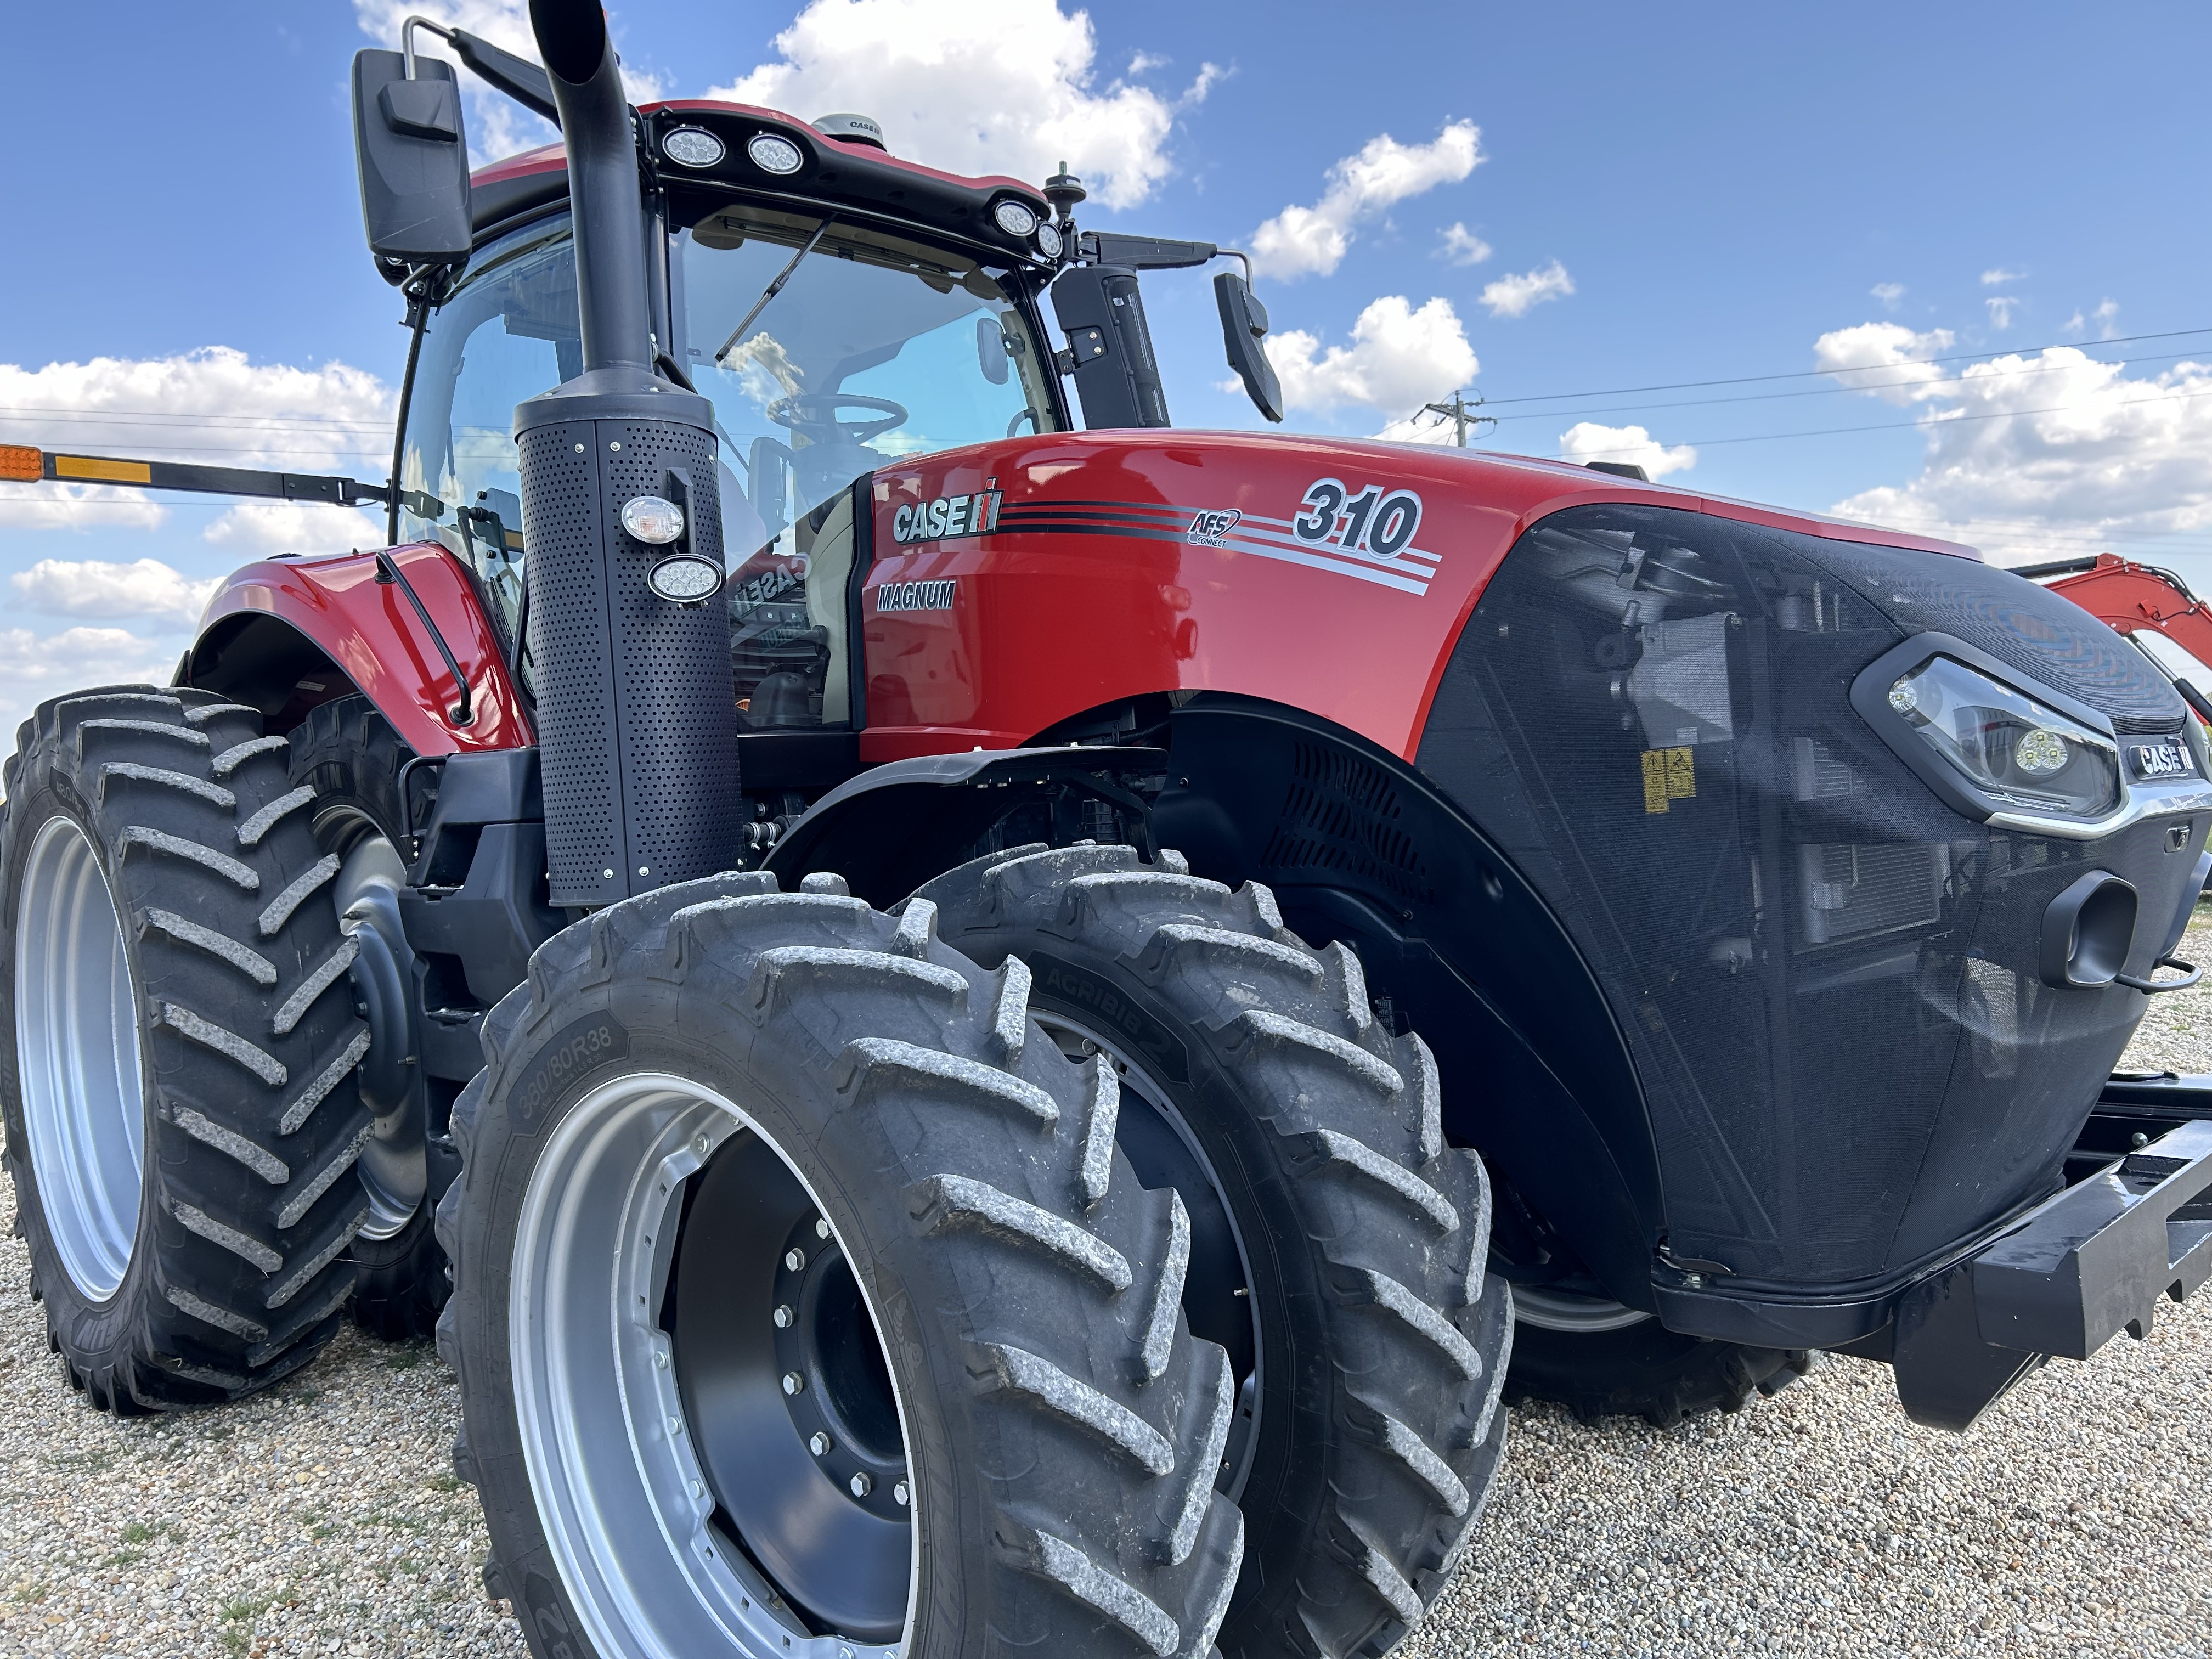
693,1133,711,1157
815,1217,832,1240
785,1248,807,1272
773,1304,794,1329
893,1479,910,1507
782,1372,805,1396
809,1432,832,1457
849,1472,873,1498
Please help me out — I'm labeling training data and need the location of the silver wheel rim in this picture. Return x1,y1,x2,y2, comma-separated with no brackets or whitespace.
14,815,146,1301
509,1070,913,1658
325,820,416,1242
1509,1282,1654,1333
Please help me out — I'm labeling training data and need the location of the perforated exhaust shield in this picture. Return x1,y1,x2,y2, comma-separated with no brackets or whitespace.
518,409,741,906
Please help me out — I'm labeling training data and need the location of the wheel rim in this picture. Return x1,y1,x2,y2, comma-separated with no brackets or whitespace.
320,811,417,1242
1509,1282,1655,1333
509,1071,913,1658
14,815,145,1301
1031,1008,1266,1503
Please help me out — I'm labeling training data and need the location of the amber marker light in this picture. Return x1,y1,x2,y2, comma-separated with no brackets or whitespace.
0,445,41,482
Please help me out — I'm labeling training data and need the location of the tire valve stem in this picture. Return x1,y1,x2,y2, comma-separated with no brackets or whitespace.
782,1372,805,1396
849,1472,873,1498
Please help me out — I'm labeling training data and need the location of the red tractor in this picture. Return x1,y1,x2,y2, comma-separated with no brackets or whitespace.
5,6,2210,1657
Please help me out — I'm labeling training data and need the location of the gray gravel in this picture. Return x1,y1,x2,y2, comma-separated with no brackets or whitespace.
4,923,2211,1657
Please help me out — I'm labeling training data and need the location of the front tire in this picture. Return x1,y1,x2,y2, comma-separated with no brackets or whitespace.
1,686,375,1409
437,870,1246,1658
921,843,1513,1659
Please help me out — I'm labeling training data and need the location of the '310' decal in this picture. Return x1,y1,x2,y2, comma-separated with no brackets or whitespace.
1291,478,1423,556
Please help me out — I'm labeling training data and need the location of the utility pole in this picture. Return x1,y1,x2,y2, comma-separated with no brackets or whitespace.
1420,389,1494,446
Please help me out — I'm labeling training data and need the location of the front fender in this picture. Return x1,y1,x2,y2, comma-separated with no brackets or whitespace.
187,543,532,756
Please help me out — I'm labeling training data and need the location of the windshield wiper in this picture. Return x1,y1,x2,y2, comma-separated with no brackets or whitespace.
714,217,834,363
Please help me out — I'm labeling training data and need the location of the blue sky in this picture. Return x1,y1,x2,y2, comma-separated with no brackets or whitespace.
5,0,2212,728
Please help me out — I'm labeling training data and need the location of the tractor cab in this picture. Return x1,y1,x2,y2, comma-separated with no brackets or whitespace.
392,98,1274,740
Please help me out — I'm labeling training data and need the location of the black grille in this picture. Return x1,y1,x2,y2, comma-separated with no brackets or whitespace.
1260,742,1435,905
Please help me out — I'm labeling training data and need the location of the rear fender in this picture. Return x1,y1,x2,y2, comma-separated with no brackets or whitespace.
184,543,533,756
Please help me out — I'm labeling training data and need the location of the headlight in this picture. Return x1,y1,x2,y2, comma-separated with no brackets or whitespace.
1886,656,2120,819
747,134,805,176
993,199,1040,237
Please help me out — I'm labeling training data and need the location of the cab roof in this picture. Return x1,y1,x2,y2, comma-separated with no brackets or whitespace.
469,99,1052,267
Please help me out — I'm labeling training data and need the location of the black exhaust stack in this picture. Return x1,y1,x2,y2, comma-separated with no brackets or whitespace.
515,0,740,906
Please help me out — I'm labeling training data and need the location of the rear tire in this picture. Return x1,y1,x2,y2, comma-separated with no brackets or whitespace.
921,843,1512,1659
1,685,374,1408
287,695,448,1341
437,870,1246,1658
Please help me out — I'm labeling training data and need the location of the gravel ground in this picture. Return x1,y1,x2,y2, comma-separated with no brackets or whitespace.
4,922,2211,1658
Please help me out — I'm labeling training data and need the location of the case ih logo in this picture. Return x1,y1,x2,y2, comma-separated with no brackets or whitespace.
2131,740,2195,780
893,490,1002,544
876,579,957,613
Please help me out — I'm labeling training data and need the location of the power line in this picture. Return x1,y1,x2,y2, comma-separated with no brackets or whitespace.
1485,325,2212,407
1541,385,2212,461
1488,348,2212,428
0,406,392,430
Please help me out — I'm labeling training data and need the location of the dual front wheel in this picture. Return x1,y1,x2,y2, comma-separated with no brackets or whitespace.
438,845,1513,1659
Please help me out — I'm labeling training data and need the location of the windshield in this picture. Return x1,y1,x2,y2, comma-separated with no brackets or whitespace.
397,206,1057,725
674,201,1059,540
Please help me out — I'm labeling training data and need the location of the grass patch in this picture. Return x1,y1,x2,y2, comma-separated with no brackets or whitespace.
428,1471,462,1494
383,1344,428,1372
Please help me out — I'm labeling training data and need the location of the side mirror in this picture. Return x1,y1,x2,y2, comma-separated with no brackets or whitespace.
1215,271,1284,424
352,49,472,276
976,316,1010,385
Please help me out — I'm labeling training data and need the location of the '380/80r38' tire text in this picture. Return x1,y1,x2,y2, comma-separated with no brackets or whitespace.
437,870,1245,1658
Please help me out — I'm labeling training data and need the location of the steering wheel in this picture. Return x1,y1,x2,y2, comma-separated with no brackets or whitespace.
765,393,909,447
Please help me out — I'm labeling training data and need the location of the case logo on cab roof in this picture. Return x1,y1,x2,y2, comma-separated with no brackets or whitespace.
893,490,1002,544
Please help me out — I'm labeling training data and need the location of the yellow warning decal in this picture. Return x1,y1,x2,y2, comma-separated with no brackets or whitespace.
1641,746,1697,814
53,455,151,484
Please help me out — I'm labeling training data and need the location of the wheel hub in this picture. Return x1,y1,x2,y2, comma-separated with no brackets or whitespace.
768,1215,911,1522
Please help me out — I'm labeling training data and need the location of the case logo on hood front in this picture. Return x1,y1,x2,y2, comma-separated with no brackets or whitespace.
893,490,1003,544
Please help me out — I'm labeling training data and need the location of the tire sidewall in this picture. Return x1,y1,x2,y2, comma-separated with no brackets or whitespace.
452,988,968,1658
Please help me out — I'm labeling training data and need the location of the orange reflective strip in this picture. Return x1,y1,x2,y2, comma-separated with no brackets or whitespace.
0,445,40,482
53,455,153,483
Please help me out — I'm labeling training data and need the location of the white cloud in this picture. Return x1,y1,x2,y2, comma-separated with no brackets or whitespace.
1821,337,2212,565
1438,223,1492,266
1980,267,2026,286
1126,49,1167,74
1985,295,2018,329
1558,422,1696,479
1479,259,1573,319
1250,121,1482,279
205,502,386,558
0,627,182,742
708,0,1186,209
1810,321,1957,405
1871,281,1906,310
2092,297,2120,339
12,560,222,628
0,348,394,548
1261,296,1477,415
